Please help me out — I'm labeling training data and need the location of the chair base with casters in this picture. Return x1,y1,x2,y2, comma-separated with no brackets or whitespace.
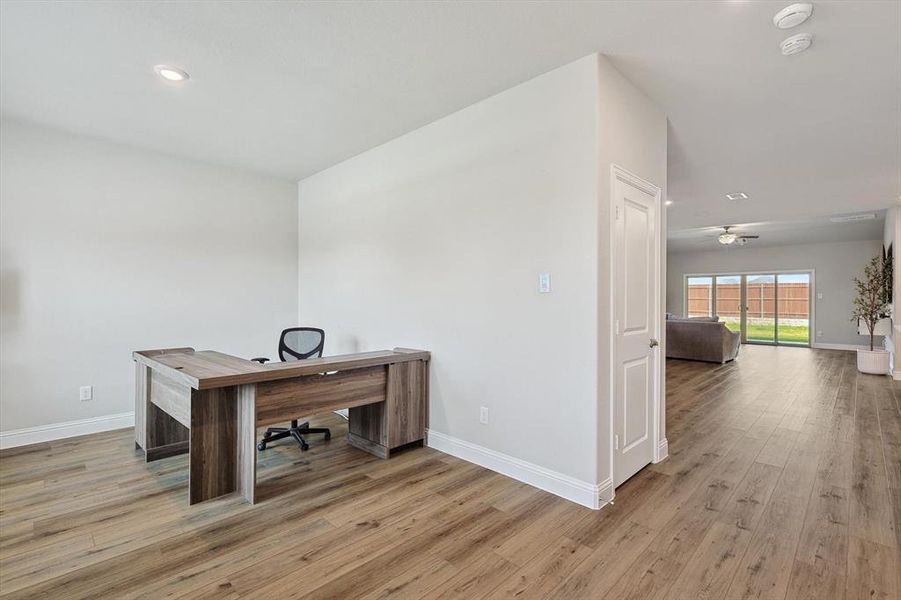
257,419,331,452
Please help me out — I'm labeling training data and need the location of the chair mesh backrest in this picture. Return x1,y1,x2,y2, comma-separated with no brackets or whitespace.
278,328,325,362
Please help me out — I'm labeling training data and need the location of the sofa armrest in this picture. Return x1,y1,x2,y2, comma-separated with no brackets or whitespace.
722,328,741,361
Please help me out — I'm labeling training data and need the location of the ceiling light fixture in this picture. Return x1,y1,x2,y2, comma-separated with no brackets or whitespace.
665,200,674,206
154,65,189,82
725,192,749,200
718,232,737,245
780,33,813,56
773,3,813,29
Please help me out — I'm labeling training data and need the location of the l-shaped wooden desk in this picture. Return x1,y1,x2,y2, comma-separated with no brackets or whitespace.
133,347,430,505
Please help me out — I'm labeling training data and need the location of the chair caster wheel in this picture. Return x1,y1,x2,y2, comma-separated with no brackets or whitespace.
324,433,331,441
257,442,266,451
301,443,310,451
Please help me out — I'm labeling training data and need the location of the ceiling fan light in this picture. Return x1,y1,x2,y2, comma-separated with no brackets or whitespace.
719,233,737,245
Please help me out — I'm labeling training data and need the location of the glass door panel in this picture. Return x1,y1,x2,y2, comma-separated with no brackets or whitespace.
745,274,776,344
776,273,810,346
686,276,713,318
715,275,742,334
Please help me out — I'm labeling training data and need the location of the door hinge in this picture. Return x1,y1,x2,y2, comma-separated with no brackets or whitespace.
614,434,620,451
615,319,620,335
615,205,621,220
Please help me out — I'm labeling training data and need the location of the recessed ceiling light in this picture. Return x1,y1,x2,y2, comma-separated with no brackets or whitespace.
773,3,813,29
665,200,674,206
154,65,189,82
781,33,813,56
725,192,749,200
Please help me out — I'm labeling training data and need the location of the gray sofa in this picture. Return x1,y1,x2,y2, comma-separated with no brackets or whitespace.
666,317,741,363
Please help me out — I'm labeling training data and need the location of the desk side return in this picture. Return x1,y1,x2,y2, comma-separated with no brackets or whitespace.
133,347,430,505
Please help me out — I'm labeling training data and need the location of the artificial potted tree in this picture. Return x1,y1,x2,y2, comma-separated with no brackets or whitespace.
852,254,891,374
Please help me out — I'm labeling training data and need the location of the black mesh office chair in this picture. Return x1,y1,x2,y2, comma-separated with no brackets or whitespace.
251,327,331,452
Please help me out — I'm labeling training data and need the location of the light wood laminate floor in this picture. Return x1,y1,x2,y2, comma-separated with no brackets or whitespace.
0,346,898,599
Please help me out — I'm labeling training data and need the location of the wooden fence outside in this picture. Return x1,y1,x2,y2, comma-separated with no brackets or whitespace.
687,283,809,318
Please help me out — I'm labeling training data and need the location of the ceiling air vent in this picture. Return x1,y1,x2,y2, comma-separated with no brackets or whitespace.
829,213,876,223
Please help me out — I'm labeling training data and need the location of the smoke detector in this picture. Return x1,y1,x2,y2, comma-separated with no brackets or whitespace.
773,3,813,29
781,33,813,56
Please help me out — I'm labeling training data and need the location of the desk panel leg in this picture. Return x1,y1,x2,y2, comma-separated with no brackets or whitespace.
348,403,389,458
145,404,190,462
189,387,237,505
139,363,190,462
237,384,257,504
135,363,148,450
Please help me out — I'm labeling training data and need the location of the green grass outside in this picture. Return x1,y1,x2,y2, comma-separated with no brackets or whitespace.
722,320,809,344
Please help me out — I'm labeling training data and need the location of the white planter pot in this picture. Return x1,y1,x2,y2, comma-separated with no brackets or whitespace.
857,348,890,375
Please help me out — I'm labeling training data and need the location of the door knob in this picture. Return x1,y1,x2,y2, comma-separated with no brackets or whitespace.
649,339,659,348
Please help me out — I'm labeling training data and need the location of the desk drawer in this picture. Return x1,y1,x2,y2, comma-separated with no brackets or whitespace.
255,366,388,427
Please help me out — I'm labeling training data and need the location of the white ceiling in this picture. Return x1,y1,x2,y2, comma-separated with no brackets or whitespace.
1,1,899,232
667,210,886,253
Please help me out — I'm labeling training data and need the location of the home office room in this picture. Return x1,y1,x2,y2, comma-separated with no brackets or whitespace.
1,2,898,599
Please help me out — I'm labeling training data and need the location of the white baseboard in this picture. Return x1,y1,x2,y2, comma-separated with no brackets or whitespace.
811,343,862,352
426,429,611,510
0,412,135,450
655,437,669,463
597,476,615,504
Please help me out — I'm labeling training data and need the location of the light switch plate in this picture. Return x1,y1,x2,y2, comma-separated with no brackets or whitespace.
79,385,93,401
538,272,551,293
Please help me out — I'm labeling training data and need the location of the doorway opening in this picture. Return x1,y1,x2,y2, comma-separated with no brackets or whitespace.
685,271,813,347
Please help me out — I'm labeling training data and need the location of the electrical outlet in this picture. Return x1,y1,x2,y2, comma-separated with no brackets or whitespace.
479,406,489,425
79,385,93,401
817,331,823,338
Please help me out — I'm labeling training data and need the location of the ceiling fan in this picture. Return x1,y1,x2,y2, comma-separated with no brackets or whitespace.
715,225,759,246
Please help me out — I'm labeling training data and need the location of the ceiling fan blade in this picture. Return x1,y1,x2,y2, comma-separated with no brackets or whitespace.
739,235,760,239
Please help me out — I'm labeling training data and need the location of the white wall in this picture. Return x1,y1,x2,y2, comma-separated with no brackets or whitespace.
667,239,882,347
883,207,900,375
595,58,668,486
297,54,666,505
0,118,298,435
299,56,600,488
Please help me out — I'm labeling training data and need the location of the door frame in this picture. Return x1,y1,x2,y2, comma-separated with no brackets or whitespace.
608,164,665,493
682,269,816,347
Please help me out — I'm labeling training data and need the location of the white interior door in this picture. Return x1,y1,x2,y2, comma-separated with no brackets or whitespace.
612,167,660,487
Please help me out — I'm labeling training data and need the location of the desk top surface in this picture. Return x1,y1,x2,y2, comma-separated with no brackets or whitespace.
133,347,430,390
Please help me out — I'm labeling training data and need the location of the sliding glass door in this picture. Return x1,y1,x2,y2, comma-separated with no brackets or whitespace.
686,276,713,318
684,271,812,347
776,273,811,345
715,275,742,335
746,274,776,344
